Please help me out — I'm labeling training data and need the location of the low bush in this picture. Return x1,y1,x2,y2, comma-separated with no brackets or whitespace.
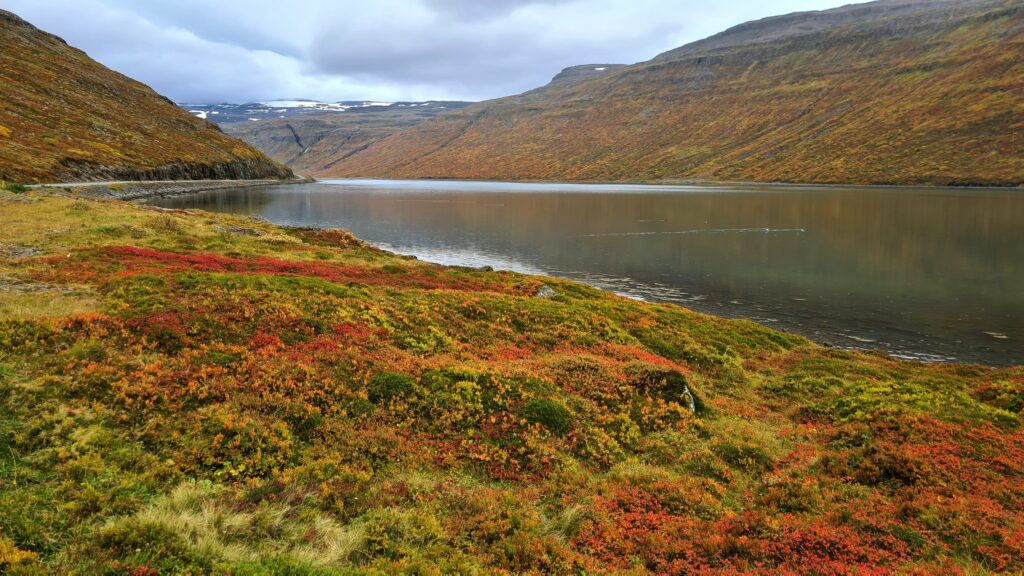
367,373,417,404
520,398,574,436
1,182,30,193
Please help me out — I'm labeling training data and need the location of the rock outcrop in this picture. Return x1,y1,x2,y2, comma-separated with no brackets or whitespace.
543,64,626,87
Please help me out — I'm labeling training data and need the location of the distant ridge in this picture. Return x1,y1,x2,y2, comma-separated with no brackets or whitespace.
198,101,475,175
324,0,1024,186
0,10,291,183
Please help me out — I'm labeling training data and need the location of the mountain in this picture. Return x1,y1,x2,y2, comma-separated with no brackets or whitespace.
186,100,474,176
0,10,292,183
324,0,1024,186
180,100,410,124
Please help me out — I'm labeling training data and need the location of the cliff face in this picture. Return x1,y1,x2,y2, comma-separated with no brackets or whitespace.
0,10,292,183
325,0,1024,186
542,64,626,88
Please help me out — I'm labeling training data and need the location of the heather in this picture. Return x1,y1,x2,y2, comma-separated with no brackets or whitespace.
1,190,1022,575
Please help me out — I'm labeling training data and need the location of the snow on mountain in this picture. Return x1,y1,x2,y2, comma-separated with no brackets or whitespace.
181,100,456,124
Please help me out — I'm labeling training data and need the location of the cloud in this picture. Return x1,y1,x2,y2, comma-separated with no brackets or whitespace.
422,0,576,21
3,0,853,103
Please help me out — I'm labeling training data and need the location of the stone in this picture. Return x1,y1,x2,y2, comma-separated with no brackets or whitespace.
535,285,556,299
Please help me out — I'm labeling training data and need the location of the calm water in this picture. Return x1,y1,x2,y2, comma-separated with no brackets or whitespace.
151,179,1024,367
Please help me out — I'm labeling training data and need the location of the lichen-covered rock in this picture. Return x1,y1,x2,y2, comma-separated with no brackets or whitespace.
535,284,557,298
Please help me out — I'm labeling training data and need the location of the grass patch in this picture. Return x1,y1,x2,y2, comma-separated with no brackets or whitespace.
0,292,97,320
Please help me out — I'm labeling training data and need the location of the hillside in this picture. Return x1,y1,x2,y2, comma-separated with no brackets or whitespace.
325,0,1024,186
212,101,474,176
1,187,1022,574
0,10,292,184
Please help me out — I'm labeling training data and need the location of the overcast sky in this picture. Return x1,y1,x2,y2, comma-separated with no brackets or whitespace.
7,0,853,104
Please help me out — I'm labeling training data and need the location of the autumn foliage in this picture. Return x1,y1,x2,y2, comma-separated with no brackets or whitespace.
0,192,1022,574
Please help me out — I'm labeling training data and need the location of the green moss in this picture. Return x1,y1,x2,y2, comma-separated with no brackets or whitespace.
367,373,416,404
520,398,574,436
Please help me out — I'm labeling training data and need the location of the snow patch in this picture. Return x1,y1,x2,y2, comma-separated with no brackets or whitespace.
261,100,322,108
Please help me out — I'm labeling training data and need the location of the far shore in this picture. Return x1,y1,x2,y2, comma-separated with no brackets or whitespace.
313,175,1024,191
29,176,314,201
24,175,1023,202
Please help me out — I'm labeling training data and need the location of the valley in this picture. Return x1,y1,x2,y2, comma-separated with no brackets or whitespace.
181,100,473,176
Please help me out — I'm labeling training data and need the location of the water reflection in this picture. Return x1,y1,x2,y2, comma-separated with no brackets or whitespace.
151,180,1024,366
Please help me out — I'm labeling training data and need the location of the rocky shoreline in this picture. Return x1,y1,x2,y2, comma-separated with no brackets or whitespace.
36,177,314,201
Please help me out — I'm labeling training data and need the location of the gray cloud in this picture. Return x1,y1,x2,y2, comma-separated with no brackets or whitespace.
4,0,852,103
102,0,307,58
422,0,577,20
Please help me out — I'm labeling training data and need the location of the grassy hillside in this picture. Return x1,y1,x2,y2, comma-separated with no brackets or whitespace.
326,0,1024,186
0,11,292,184
218,103,473,177
0,188,1021,574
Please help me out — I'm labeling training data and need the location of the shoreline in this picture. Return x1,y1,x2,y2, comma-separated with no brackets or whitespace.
138,180,1020,369
16,185,1021,371
29,176,314,201
314,175,1024,191
26,179,1019,368
28,175,1024,203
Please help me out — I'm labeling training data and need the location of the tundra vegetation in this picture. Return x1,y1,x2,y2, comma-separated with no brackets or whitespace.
0,189,1022,575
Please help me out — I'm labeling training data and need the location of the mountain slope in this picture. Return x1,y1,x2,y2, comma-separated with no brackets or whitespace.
325,0,1024,186
211,101,474,175
0,10,292,183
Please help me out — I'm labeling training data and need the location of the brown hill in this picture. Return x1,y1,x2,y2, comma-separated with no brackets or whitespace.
0,10,291,183
325,0,1024,186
